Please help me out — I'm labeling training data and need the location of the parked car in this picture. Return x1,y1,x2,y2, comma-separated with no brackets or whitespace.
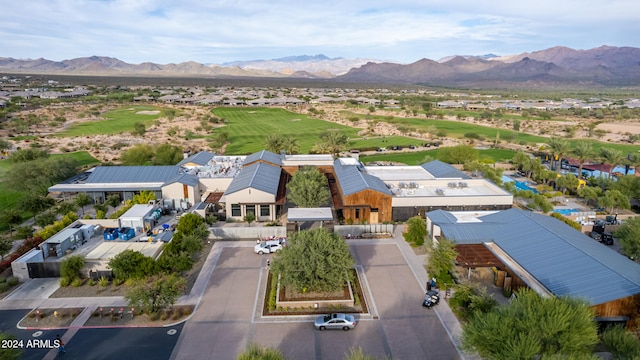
409,144,416,149
422,290,440,308
314,313,357,331
254,240,282,254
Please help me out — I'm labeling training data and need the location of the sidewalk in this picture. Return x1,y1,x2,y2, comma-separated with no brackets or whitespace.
390,225,477,360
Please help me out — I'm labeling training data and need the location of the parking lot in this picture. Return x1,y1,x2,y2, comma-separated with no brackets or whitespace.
171,239,461,360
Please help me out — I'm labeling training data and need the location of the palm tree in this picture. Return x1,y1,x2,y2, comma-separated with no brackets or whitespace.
264,133,286,154
626,151,640,176
571,141,595,179
546,137,570,172
283,135,299,155
600,148,625,179
320,129,349,157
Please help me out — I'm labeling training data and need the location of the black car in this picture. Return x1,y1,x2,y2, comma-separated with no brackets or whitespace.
422,290,440,308
409,144,416,149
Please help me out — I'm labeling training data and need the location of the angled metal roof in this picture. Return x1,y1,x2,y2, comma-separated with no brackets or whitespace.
86,166,180,184
223,162,281,196
428,207,640,305
243,150,282,166
164,173,199,187
177,151,216,166
333,159,392,197
421,160,471,179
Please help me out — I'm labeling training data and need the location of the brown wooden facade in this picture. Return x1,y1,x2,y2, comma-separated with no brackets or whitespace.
341,189,392,224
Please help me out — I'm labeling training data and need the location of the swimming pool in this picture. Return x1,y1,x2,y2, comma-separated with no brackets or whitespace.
552,208,580,215
502,175,539,194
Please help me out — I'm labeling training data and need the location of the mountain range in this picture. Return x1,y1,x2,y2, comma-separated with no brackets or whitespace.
1,46,639,88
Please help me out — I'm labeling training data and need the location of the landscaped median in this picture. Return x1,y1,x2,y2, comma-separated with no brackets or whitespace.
18,305,194,329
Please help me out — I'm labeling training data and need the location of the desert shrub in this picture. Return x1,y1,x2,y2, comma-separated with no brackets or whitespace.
149,312,160,321
172,311,181,320
0,282,10,292
88,279,96,286
600,325,640,359
59,277,72,287
182,307,192,316
98,276,109,287
60,255,86,281
160,312,169,321
113,278,125,286
6,276,17,286
71,278,84,287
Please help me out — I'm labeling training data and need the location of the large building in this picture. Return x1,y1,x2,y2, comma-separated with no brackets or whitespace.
426,208,640,329
49,150,513,223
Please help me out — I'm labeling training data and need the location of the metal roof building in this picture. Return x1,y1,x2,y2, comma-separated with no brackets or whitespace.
243,150,282,167
177,151,216,167
223,162,281,196
427,208,640,306
421,160,471,179
333,159,391,196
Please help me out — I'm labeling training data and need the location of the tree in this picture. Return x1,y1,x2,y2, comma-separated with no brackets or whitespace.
271,228,355,293
56,200,78,216
532,194,553,213
437,145,479,164
0,138,11,153
20,193,56,216
598,189,630,213
556,173,580,195
599,325,640,359
286,166,330,207
427,238,458,287
119,144,154,165
613,216,640,261
236,343,285,360
319,129,349,157
152,144,183,165
547,137,570,171
0,238,12,262
108,249,159,280
462,289,599,359
75,192,93,216
448,284,498,321
5,156,78,195
578,186,602,207
600,147,625,179
125,273,186,314
1,209,22,240
60,255,86,281
0,332,23,360
131,121,146,136
404,216,427,246
8,148,48,163
265,133,286,154
132,190,157,205
105,194,122,209
34,211,57,228
176,213,209,240
572,141,595,178
244,211,256,226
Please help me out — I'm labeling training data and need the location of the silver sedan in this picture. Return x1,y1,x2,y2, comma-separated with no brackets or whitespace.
314,313,357,331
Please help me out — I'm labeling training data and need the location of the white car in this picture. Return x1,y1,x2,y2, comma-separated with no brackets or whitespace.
254,240,282,255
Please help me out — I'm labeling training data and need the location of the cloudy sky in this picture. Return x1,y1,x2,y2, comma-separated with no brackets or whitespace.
1,0,638,65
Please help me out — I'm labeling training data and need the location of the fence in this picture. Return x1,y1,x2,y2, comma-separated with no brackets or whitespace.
333,224,394,237
209,226,286,240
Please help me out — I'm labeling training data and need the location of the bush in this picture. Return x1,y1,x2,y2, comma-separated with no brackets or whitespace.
0,282,9,292
6,276,19,287
60,255,86,281
600,325,640,359
59,277,72,287
71,278,84,287
98,276,109,287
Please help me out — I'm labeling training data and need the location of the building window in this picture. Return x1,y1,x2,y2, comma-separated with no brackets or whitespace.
260,204,270,217
355,208,360,219
231,204,241,217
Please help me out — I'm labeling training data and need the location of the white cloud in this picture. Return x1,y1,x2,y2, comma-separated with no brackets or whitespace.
1,0,638,64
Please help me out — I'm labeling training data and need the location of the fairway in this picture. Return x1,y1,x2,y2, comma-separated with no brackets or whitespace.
212,107,423,154
213,107,357,153
56,106,165,137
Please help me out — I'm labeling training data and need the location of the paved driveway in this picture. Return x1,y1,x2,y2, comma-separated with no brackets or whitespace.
172,241,460,360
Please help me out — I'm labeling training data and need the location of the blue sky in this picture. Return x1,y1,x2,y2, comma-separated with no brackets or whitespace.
1,0,638,64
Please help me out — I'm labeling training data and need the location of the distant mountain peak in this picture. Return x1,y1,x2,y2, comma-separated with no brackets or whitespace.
272,54,335,62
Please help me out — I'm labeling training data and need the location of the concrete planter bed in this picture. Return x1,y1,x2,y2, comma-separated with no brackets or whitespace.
263,269,369,316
